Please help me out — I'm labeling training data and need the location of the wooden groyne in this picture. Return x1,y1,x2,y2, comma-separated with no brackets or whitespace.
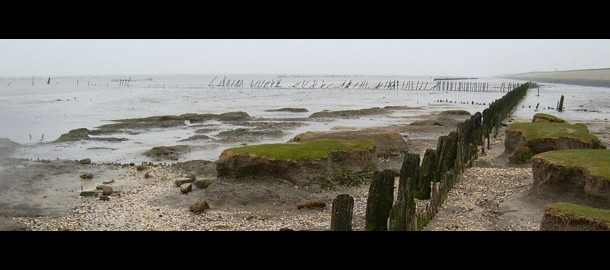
358,82,531,231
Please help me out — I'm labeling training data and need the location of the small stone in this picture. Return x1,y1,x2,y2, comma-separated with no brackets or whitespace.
136,165,146,171
80,173,93,179
144,172,151,179
189,200,210,213
180,183,192,194
175,178,195,187
102,180,115,184
185,173,196,180
79,158,91,165
279,228,294,231
96,185,110,190
99,195,110,201
102,186,113,196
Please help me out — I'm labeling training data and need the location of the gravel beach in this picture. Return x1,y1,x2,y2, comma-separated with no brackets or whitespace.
13,127,537,231
10,121,610,231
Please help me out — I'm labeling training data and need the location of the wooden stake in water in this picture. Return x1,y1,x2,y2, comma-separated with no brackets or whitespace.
558,95,564,112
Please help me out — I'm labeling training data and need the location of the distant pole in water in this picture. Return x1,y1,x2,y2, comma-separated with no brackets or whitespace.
47,77,51,85
32,76,35,86
29,133,32,141
41,133,44,142
76,80,79,86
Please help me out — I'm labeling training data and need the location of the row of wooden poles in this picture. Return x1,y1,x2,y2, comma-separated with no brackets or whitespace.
206,77,517,92
330,82,532,231
431,81,490,92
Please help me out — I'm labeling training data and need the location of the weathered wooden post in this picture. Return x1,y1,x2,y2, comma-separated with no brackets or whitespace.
388,153,419,231
557,95,564,112
365,170,395,231
434,135,448,178
331,194,354,231
441,131,458,173
415,149,436,200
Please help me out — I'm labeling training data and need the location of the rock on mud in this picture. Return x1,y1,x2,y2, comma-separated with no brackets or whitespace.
265,108,309,113
143,145,191,161
178,135,213,142
79,158,92,165
189,200,210,213
180,183,193,194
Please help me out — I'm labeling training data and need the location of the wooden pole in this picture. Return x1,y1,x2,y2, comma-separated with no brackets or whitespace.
415,149,436,200
365,170,395,231
557,95,564,112
388,153,419,231
331,194,354,231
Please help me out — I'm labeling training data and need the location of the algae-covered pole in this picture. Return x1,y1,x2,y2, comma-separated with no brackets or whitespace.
365,170,395,231
415,149,436,200
388,153,419,231
331,194,354,231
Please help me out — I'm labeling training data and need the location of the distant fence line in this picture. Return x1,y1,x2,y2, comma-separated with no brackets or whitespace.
204,76,518,92
13,76,520,92
330,82,532,231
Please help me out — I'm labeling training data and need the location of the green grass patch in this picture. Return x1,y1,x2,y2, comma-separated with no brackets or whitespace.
223,139,375,160
508,122,600,145
533,113,565,123
195,179,214,189
534,149,610,179
546,202,610,223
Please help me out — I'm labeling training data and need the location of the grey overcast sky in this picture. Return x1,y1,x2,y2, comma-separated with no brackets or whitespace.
1,39,609,77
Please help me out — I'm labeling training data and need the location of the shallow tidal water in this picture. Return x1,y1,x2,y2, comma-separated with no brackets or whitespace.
1,74,608,163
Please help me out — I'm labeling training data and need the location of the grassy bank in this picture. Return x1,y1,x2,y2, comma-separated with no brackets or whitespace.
508,122,600,145
534,149,610,179
546,202,610,223
223,139,375,160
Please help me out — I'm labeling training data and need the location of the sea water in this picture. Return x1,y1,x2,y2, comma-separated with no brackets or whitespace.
1,74,608,163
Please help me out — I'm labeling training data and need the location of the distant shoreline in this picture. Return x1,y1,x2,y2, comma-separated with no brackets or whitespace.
505,68,610,88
